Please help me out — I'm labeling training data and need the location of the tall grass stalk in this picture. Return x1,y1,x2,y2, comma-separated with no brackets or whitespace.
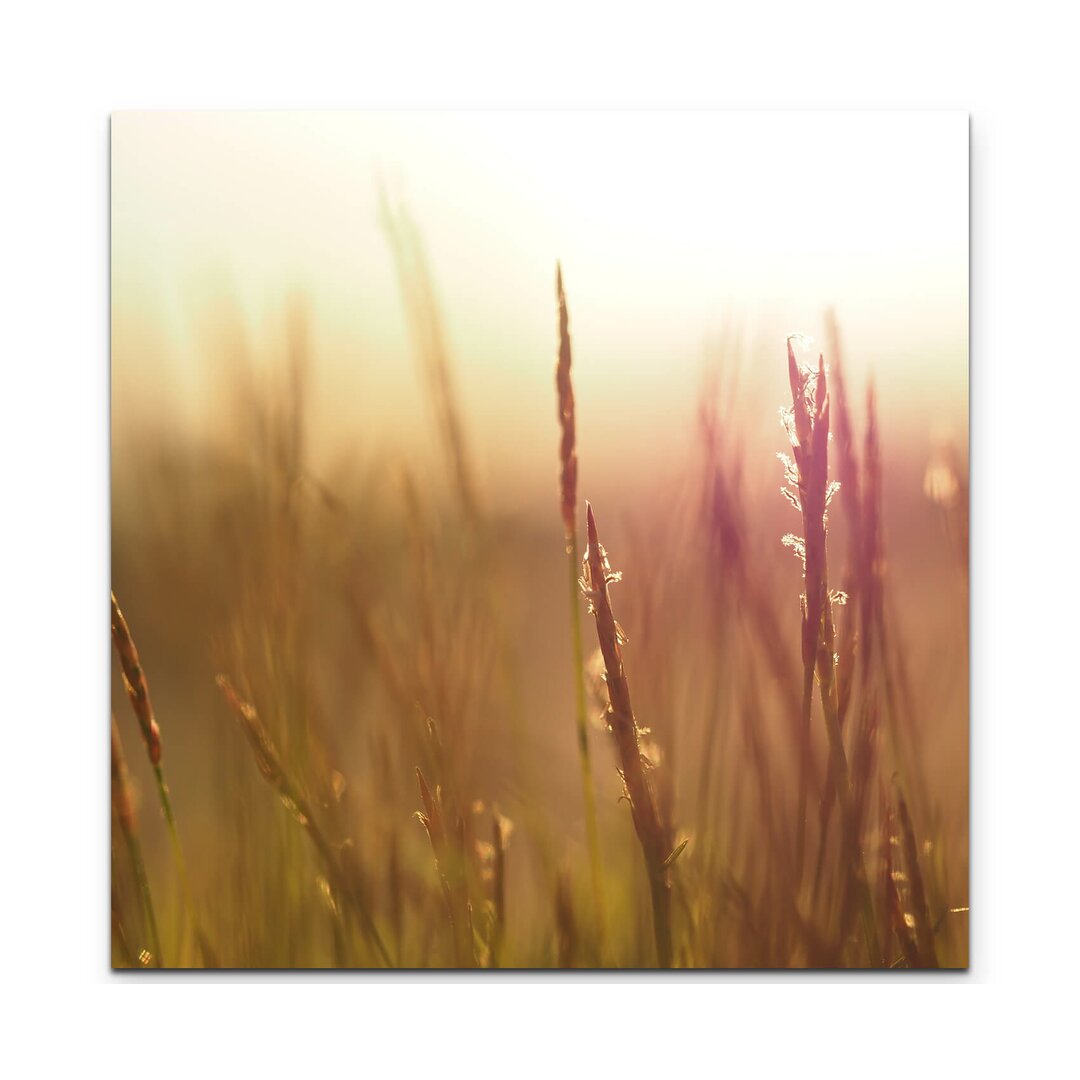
554,264,606,947
110,591,211,965
111,716,162,967
379,191,478,522
896,788,939,967
415,765,477,968
778,343,881,965
811,315,863,896
582,502,674,967
216,675,393,967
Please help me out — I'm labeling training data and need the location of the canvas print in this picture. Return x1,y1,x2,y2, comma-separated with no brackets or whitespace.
110,112,968,969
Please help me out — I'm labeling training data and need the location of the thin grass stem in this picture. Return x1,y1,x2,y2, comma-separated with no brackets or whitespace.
555,264,607,948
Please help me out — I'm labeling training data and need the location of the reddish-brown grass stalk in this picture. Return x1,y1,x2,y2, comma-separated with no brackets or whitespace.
582,501,675,967
110,593,161,765
779,342,881,964
111,591,215,965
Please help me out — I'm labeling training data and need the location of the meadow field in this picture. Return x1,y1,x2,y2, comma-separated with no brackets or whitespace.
110,114,968,970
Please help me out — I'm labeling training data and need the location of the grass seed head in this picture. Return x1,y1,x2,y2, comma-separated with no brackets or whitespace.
110,593,162,765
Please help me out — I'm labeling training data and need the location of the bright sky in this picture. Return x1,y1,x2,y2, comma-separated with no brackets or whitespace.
112,112,968,502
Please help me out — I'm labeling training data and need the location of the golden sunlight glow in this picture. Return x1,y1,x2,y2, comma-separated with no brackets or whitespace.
112,111,967,503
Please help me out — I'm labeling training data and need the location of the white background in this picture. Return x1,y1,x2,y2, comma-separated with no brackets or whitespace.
1,1,1076,1075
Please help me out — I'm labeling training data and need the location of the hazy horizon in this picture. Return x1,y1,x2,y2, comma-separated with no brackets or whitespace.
112,111,967,513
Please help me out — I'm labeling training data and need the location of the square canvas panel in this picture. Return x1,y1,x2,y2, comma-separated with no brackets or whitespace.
110,111,968,970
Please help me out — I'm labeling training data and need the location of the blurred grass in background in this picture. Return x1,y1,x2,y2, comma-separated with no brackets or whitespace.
110,193,968,970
